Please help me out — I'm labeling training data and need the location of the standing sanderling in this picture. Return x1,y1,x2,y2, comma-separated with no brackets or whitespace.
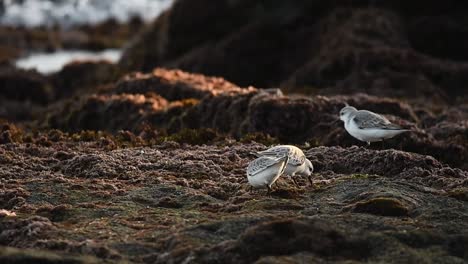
339,105,409,146
252,145,313,187
247,156,289,193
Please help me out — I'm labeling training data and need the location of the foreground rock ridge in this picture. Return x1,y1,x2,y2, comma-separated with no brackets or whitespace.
0,141,467,263
0,0,467,263
0,66,466,263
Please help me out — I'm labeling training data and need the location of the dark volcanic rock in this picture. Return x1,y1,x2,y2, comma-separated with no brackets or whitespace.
280,7,468,101
120,0,468,101
51,60,121,100
119,0,267,72
0,66,52,104
46,93,169,132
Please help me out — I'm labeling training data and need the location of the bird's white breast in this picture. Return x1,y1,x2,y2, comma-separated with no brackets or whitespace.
247,161,285,188
345,118,405,142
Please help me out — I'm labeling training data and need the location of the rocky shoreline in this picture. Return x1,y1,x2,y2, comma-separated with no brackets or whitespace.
0,0,467,263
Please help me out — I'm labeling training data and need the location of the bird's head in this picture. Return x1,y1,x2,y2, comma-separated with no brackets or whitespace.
339,105,357,122
300,158,314,176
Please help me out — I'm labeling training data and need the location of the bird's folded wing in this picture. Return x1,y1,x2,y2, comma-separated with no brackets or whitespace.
257,147,289,158
247,156,287,176
257,147,304,166
354,110,403,130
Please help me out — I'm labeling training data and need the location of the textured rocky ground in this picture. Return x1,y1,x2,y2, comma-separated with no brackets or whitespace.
1,0,468,263
1,138,467,263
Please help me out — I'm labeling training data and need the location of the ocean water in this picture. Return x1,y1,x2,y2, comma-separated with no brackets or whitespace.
15,49,122,74
0,0,174,28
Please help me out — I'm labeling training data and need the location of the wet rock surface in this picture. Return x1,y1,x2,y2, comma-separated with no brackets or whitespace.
0,140,466,263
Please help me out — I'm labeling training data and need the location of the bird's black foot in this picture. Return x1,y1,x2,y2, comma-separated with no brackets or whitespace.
291,177,300,188
308,175,314,187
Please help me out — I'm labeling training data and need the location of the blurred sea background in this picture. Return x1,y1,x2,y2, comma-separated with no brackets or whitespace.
1,0,174,73
1,0,173,28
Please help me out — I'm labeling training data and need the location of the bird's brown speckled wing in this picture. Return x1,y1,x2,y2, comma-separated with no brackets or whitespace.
353,110,403,130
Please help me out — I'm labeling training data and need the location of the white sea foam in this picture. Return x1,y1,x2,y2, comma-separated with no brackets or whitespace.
15,49,122,74
1,0,174,28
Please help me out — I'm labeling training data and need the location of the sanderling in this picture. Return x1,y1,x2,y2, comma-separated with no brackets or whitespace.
253,145,314,187
339,105,409,146
246,156,289,193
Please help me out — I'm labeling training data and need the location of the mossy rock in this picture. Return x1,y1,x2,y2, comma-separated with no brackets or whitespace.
350,197,410,217
338,174,375,182
164,128,222,145
240,132,279,146
447,188,468,202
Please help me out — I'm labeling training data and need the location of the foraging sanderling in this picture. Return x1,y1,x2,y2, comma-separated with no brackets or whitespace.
252,145,313,187
246,156,289,193
339,105,409,146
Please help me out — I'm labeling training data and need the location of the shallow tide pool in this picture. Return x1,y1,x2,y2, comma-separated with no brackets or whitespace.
15,49,122,74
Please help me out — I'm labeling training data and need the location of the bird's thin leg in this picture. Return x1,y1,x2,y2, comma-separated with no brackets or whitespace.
249,186,253,193
381,139,385,150
267,185,272,195
308,175,314,187
291,177,300,188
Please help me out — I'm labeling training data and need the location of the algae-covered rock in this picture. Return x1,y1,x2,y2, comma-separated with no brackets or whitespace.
120,0,468,100
113,68,249,101
0,66,52,104
0,141,467,263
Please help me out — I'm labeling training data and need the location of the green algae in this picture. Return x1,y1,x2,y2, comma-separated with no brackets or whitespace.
240,132,279,145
